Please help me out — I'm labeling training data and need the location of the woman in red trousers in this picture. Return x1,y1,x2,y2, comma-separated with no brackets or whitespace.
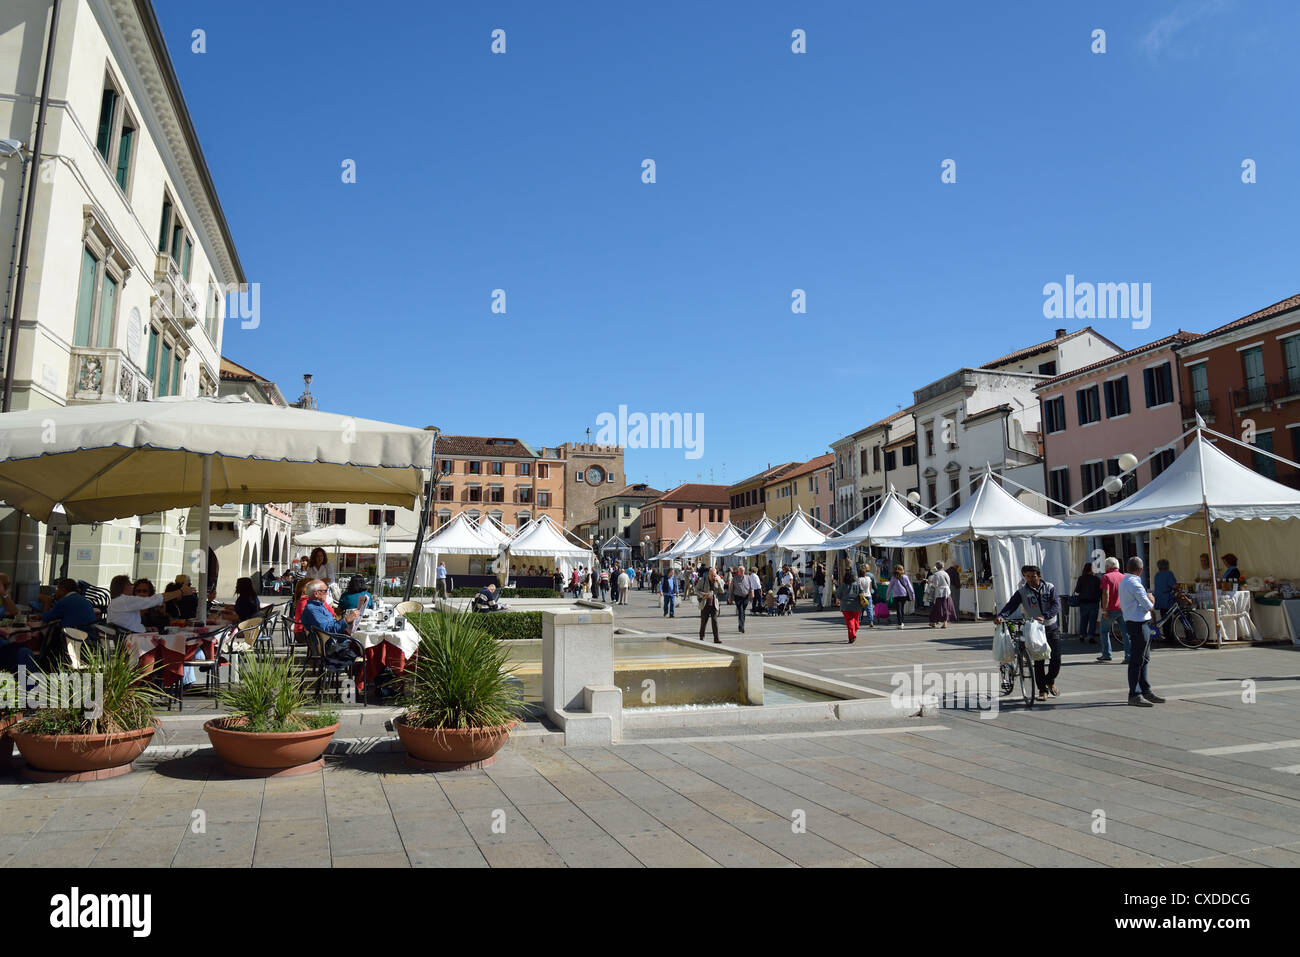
836,570,867,643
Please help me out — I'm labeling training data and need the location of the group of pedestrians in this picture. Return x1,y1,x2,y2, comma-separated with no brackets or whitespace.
995,559,1163,707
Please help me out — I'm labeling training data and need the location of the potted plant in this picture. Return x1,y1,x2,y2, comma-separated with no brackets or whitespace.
203,653,338,777
0,702,20,772
10,644,165,782
396,609,524,770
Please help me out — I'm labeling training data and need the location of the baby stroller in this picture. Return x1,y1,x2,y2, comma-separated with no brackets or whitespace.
775,584,793,616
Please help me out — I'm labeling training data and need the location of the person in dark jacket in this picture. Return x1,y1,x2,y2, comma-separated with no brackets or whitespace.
995,565,1061,701
1073,562,1102,643
836,570,868,644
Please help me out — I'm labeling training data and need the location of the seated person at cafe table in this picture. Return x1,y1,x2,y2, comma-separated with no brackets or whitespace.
473,583,507,613
133,579,172,630
300,580,360,635
215,577,262,624
39,578,98,630
337,576,373,614
107,575,191,632
166,575,200,620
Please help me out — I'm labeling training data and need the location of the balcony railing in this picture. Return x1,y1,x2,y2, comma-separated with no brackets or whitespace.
1180,397,1216,423
69,348,153,403
153,253,200,329
1230,377,1300,412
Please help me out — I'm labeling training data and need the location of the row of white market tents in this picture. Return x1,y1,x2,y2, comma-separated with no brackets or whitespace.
413,513,593,587
645,420,1300,641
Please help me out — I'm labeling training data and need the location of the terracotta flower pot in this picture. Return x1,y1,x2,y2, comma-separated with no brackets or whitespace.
394,716,516,770
203,717,339,777
10,725,155,782
0,713,20,773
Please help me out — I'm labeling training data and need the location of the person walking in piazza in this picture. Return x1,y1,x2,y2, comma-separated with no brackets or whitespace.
813,563,826,611
886,564,914,628
994,564,1062,701
1073,561,1102,643
1120,557,1165,707
927,562,955,628
1098,556,1129,663
436,560,449,599
729,566,751,633
617,567,630,605
598,565,610,602
856,562,876,629
837,569,870,644
695,567,725,643
746,566,763,616
660,567,678,618
609,564,621,604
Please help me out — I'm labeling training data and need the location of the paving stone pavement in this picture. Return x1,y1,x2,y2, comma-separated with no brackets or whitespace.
3,588,1298,867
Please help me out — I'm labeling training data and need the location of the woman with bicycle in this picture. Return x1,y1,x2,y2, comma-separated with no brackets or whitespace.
994,565,1061,701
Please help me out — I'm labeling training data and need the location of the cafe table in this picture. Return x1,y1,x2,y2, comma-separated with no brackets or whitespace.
129,621,231,684
350,614,421,691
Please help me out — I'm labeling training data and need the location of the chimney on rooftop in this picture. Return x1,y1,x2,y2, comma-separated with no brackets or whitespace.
1055,328,1066,338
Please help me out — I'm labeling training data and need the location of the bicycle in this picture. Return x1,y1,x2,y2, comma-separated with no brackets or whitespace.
996,620,1037,708
1105,586,1211,650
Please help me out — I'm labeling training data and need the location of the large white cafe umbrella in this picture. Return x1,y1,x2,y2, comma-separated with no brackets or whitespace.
0,396,434,607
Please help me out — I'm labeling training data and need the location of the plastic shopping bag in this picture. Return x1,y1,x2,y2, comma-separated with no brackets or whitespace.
992,624,1016,664
1024,619,1050,661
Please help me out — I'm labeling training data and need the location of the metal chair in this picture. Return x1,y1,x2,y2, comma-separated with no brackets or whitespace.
78,582,111,620
307,627,365,707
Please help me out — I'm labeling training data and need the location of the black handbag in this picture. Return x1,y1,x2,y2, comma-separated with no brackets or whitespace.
1068,593,1080,608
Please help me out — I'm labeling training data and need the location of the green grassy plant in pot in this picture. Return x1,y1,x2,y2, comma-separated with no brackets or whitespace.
10,644,165,782
204,652,339,777
396,609,524,770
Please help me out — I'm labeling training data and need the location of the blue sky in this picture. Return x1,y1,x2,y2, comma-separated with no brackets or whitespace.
157,0,1300,492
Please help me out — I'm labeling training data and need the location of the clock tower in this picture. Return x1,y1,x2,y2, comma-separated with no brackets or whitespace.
558,441,624,531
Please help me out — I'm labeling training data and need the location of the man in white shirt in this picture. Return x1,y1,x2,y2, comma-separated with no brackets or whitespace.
106,575,190,632
746,568,762,615
1119,557,1165,707
856,564,876,628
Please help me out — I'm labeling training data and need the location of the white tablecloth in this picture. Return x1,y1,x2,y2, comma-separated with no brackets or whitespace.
352,621,421,659
1215,590,1260,642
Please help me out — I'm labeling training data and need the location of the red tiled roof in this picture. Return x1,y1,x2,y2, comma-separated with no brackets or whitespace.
771,453,833,483
1196,292,1300,339
1033,332,1200,390
649,483,732,506
434,435,535,457
596,483,663,502
980,327,1123,370
727,462,799,492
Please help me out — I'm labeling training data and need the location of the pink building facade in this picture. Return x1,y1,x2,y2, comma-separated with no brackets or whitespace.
1035,333,1197,564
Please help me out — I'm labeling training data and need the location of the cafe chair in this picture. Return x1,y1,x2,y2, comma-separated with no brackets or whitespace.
92,622,132,653
307,627,365,707
393,600,421,618
78,582,111,620
254,607,280,659
62,627,91,671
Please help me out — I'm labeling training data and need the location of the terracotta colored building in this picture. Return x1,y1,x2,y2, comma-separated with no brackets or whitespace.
433,435,564,531
726,463,798,534
641,484,731,557
1174,293,1300,489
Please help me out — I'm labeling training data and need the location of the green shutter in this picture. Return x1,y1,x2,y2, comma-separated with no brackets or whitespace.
173,354,182,396
74,249,98,346
158,200,171,252
159,342,172,395
1285,337,1300,388
95,88,117,160
146,329,158,379
115,125,133,190
97,271,117,348
182,238,192,280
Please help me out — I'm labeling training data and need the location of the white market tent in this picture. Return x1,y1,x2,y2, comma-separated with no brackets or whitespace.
414,513,498,586
1039,427,1300,644
722,516,774,559
655,528,701,562
807,491,931,551
681,528,717,560
474,516,513,548
600,536,632,553
735,520,780,558
771,508,828,551
0,395,432,604
704,524,746,564
878,468,1062,611
506,515,594,580
295,525,379,548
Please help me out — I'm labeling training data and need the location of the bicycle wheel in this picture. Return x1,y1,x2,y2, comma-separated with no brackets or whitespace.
999,661,1016,696
1172,610,1210,649
1018,645,1036,708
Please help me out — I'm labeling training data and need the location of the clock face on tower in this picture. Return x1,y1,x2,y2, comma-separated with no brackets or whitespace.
586,466,605,485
